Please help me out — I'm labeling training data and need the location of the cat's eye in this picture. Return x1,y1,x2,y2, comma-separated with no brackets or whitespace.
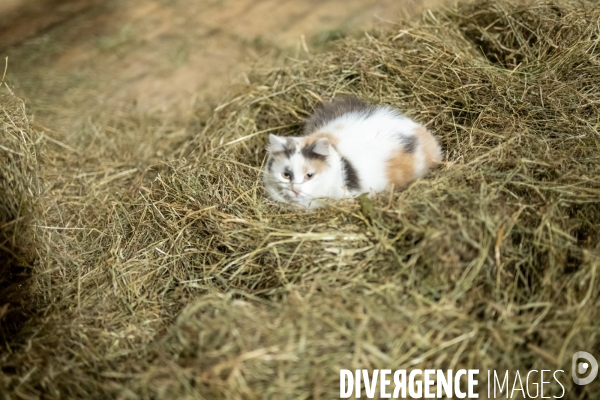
281,172,291,180
306,173,314,179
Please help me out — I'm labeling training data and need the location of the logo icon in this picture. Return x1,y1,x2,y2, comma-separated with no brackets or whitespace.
572,351,598,385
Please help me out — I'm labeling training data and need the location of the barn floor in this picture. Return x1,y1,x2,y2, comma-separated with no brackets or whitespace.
4,0,441,121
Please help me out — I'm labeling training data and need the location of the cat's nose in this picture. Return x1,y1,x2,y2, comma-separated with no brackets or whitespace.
292,189,300,196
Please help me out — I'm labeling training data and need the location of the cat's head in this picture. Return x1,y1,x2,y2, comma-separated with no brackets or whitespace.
263,134,334,207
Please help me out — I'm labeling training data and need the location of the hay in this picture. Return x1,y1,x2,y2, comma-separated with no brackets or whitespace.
2,0,600,398
0,89,41,347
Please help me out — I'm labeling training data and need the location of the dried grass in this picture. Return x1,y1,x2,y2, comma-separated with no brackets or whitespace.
2,0,600,398
0,90,41,348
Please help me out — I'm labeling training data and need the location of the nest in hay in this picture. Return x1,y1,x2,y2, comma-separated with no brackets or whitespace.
2,0,599,398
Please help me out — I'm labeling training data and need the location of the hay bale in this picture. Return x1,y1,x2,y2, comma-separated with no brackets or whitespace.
2,0,599,398
0,90,41,344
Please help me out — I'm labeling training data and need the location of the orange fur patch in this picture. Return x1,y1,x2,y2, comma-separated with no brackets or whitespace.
303,159,328,176
386,149,415,187
303,132,339,146
300,132,336,179
414,126,442,168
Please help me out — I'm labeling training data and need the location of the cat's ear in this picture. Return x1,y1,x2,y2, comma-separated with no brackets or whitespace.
268,134,287,153
312,137,330,156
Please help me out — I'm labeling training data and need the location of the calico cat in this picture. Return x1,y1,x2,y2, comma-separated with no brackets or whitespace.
263,96,442,208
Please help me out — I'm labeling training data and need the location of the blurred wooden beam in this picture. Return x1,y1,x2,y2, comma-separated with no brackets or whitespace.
0,0,106,50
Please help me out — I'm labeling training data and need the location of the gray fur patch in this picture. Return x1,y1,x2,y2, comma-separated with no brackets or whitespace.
272,139,296,159
266,157,274,171
401,135,418,154
301,142,327,161
284,138,296,158
341,157,360,191
304,96,376,134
